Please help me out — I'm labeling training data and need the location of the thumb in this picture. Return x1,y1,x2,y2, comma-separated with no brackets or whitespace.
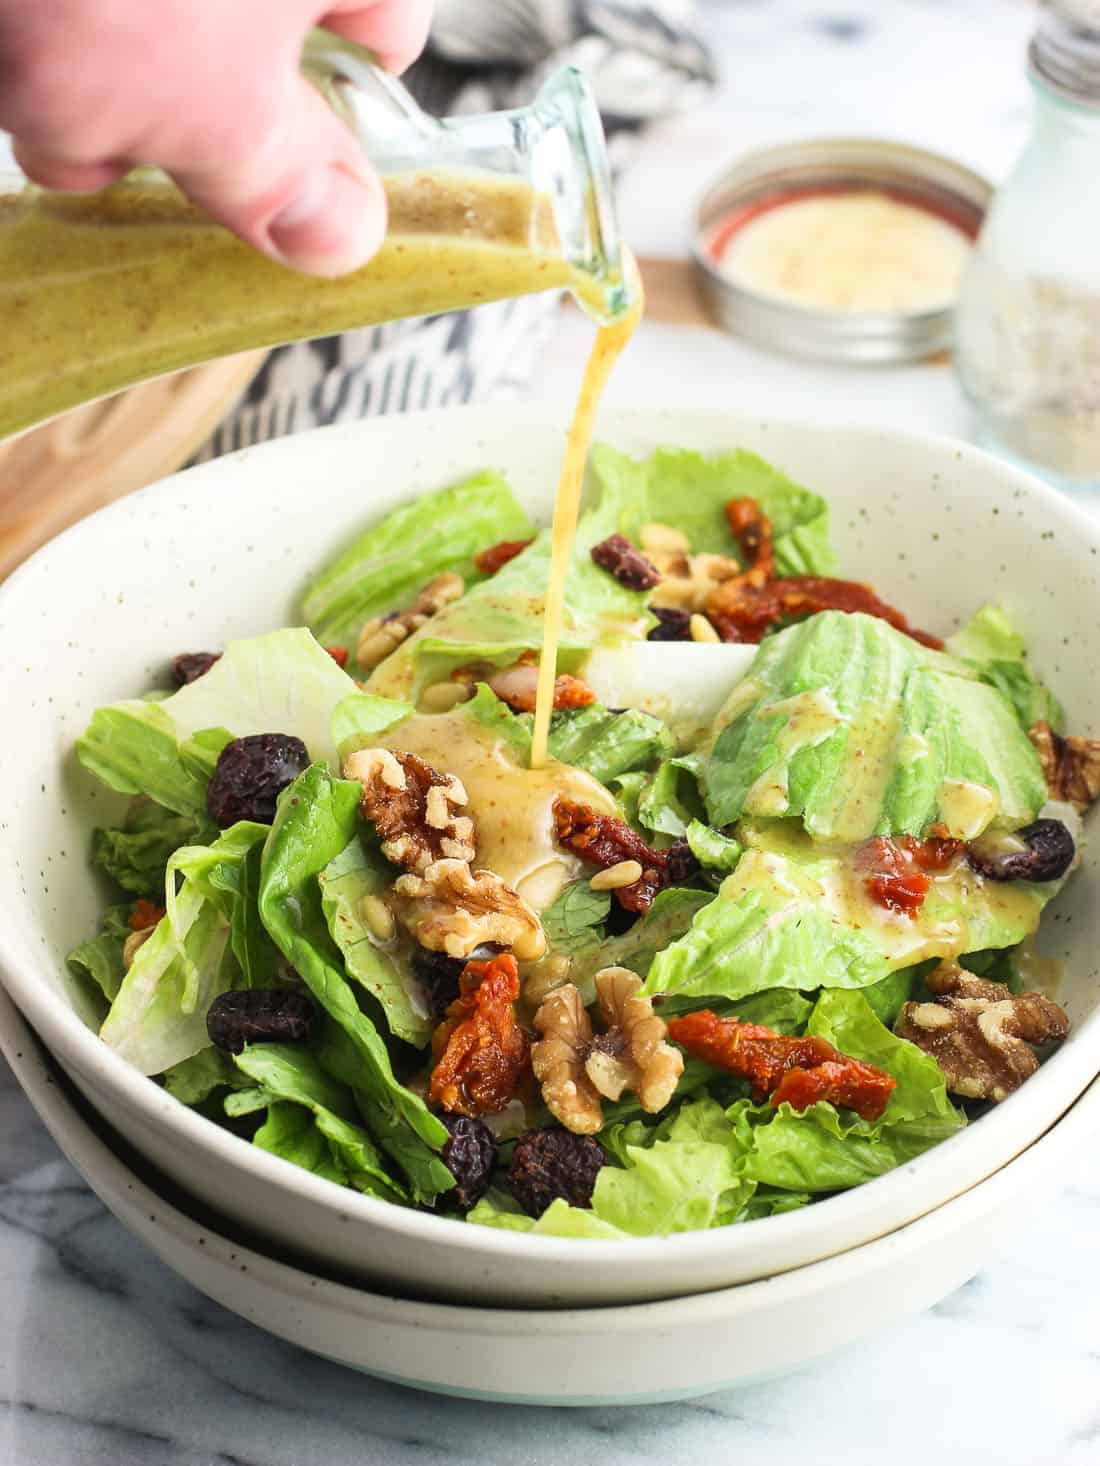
172,74,387,278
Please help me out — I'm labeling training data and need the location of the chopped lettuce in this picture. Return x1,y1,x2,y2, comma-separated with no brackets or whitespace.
234,1043,405,1201
636,756,705,839
540,879,612,957
66,903,132,1005
92,804,212,898
588,443,838,576
164,1047,250,1106
77,630,365,813
464,685,674,785
301,471,535,648
739,989,965,1192
570,887,713,1003
685,818,742,874
253,1102,348,1184
256,763,451,1201
330,691,412,760
704,611,1047,840
645,822,1051,1005
318,834,434,1047
947,604,1065,734
366,464,652,701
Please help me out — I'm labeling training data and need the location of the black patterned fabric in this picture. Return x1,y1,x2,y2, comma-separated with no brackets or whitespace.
192,0,714,464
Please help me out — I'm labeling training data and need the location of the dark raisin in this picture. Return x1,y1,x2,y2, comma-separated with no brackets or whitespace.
647,607,692,642
509,1126,606,1217
967,818,1076,884
440,1114,497,1212
172,651,221,686
206,733,311,827
590,534,661,591
664,838,700,886
412,946,466,1019
206,988,316,1055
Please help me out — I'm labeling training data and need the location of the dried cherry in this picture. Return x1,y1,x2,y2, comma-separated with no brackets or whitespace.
440,1114,498,1212
206,733,311,827
967,818,1075,884
647,607,692,642
412,946,466,1019
206,988,315,1055
509,1126,606,1216
663,838,700,887
590,534,661,591
172,651,221,686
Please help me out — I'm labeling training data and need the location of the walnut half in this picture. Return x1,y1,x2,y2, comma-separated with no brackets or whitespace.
1030,720,1100,813
531,968,684,1134
343,748,475,874
392,858,546,962
895,960,1069,1103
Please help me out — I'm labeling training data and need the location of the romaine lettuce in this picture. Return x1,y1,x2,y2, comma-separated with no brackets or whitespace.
947,604,1065,733
92,804,212,898
301,471,535,648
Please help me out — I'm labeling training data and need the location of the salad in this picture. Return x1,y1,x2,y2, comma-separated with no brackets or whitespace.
68,444,1098,1237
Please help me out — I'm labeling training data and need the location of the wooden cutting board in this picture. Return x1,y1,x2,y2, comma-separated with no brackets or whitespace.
0,351,266,581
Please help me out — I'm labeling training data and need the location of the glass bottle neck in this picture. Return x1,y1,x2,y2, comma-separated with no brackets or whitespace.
303,30,630,324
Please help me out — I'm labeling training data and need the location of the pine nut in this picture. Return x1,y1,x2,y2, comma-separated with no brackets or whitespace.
590,859,644,891
640,522,690,553
420,680,471,712
361,894,396,943
689,613,720,643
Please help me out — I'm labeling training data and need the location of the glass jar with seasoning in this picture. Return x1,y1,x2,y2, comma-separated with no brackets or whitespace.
954,1,1100,491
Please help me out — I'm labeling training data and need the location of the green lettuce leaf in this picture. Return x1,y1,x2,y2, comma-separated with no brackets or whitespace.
92,803,212,898
165,822,274,998
164,1047,251,1106
540,879,611,957
593,1097,755,1235
636,756,705,839
463,684,674,786
588,443,838,576
570,887,713,1003
253,1102,348,1185
78,630,366,812
740,989,965,1192
946,604,1065,733
97,822,269,1074
685,818,742,874
366,467,651,702
466,1191,630,1238
301,471,535,648
66,903,132,1005
318,834,433,1047
704,611,1047,840
330,692,412,760
234,1043,405,1201
256,764,451,1201
645,823,1051,1004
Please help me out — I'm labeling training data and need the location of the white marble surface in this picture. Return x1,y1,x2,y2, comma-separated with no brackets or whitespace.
3,1,1100,1462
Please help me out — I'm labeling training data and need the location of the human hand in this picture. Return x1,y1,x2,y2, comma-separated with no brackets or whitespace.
0,0,433,275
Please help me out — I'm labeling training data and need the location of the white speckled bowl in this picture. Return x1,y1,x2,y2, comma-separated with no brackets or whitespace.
2,980,1097,1405
0,406,1097,1308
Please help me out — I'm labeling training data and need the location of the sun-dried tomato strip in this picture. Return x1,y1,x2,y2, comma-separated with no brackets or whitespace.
724,497,775,577
856,833,964,916
666,1009,896,1122
129,899,165,932
474,538,535,576
325,644,349,668
429,953,531,1117
553,798,668,913
706,574,943,649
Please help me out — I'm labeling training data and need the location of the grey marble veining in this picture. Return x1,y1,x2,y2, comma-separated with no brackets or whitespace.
3,0,1100,1461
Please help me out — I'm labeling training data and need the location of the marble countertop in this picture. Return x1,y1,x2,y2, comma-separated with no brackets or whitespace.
3,1,1099,1462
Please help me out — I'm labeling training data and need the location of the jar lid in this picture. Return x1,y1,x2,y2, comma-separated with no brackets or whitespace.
692,138,992,365
1030,2,1100,107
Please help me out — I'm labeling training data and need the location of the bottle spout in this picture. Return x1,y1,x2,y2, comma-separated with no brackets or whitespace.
526,66,634,325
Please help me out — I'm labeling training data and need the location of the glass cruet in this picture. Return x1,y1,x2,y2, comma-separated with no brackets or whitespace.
0,29,631,441
953,0,1100,491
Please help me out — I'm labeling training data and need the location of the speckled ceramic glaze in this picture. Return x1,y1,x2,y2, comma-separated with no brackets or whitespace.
2,980,1096,1405
0,407,1097,1308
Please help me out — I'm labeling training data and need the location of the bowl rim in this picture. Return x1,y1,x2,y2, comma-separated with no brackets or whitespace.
1,402,1099,1273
